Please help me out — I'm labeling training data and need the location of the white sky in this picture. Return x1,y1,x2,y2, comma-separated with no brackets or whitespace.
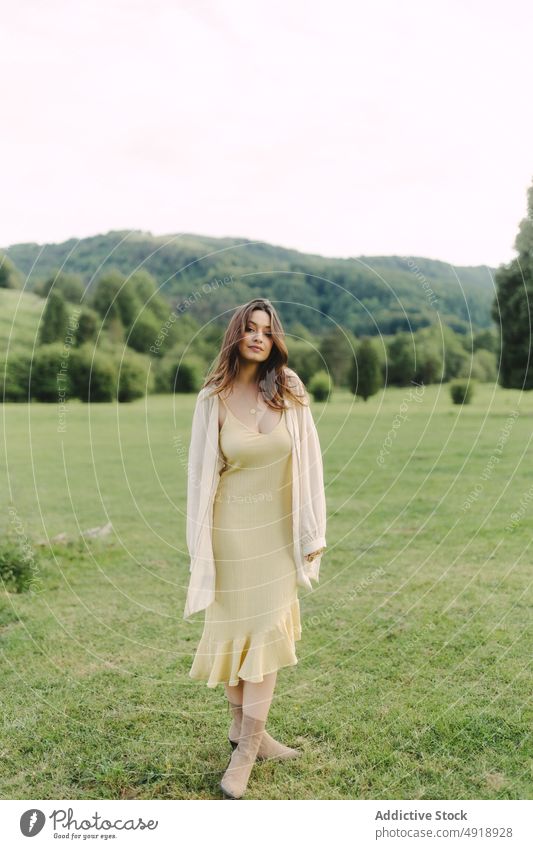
1,0,532,267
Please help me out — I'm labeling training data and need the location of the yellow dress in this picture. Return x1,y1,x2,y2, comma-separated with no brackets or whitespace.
189,401,302,688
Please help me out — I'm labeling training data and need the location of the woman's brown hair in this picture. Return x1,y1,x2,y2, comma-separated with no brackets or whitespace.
202,298,307,410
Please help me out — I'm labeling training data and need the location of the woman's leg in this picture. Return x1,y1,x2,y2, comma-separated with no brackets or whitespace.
244,671,301,760
224,680,243,705
242,671,277,721
224,672,301,760
223,672,277,742
220,672,277,799
224,680,244,745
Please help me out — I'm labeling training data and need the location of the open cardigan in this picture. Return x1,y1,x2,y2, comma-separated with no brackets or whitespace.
184,367,327,620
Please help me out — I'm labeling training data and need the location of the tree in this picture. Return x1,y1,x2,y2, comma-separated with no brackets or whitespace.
386,333,415,386
76,308,99,345
39,291,68,344
91,269,141,330
116,353,153,401
308,370,331,401
69,346,117,402
130,270,169,321
458,348,497,383
127,313,160,354
492,178,533,389
319,326,355,387
169,356,205,392
40,272,84,303
352,338,382,401
0,253,23,289
413,330,444,384
30,344,69,402
415,324,466,382
0,353,31,401
285,339,323,384
473,328,498,354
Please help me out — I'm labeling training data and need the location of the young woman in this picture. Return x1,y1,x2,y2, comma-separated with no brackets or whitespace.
185,298,327,799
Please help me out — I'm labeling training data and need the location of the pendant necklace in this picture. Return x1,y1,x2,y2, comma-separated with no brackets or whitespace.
249,389,261,415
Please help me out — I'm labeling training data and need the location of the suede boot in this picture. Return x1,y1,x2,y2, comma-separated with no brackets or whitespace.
220,713,265,799
227,699,241,749
257,731,301,761
226,698,301,761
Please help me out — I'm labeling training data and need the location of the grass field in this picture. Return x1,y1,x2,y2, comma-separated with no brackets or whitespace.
1,383,532,799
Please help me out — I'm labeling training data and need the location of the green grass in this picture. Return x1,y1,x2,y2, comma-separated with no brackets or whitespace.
1,384,532,799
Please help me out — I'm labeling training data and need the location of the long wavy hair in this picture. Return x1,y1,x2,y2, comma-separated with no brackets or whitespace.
202,298,307,410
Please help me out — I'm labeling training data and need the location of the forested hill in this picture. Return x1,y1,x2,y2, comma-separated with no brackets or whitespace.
3,230,496,336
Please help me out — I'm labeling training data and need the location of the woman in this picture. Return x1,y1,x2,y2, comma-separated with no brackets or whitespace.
185,298,327,799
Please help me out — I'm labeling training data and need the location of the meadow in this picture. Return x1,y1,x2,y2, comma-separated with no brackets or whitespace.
1,383,531,799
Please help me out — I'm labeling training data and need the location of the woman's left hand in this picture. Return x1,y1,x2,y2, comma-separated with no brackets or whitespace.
304,547,325,562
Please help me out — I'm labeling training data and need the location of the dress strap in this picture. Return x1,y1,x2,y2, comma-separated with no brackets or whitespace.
220,397,236,429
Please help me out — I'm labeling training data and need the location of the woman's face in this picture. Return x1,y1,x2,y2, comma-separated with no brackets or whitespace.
238,309,274,363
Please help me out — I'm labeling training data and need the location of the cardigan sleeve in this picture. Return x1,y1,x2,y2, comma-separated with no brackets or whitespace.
186,388,210,571
299,399,327,579
285,368,327,581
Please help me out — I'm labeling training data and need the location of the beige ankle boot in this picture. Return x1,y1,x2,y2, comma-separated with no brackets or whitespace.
256,731,301,761
227,699,242,749
226,699,301,761
220,713,265,799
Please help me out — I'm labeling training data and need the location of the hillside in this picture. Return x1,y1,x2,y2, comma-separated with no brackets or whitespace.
0,289,43,354
2,230,497,335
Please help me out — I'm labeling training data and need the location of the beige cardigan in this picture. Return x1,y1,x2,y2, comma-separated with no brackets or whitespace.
184,367,327,620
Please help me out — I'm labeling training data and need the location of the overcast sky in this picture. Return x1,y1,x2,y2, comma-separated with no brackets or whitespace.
1,0,532,267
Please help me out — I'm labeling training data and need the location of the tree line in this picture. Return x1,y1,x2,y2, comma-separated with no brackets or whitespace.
2,173,533,401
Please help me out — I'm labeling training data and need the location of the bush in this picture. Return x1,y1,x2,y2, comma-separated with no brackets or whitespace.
153,358,173,394
308,370,331,401
116,353,153,402
450,379,475,405
30,343,70,402
458,349,498,383
320,327,356,387
386,333,416,386
39,291,69,345
0,538,40,593
285,340,323,384
76,307,100,345
353,338,382,401
127,313,160,354
40,272,84,304
130,269,170,322
0,253,23,289
413,335,443,384
69,346,117,402
473,328,499,354
0,353,32,401
91,269,141,329
169,356,205,393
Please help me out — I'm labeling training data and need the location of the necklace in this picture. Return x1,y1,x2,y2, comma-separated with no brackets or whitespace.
249,389,261,415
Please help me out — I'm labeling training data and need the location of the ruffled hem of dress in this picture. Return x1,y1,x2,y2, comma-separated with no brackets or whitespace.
189,599,302,688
